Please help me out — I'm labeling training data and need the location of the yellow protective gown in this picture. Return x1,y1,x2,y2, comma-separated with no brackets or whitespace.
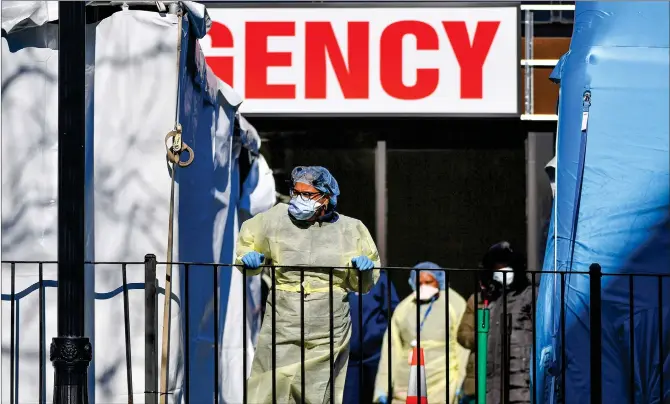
236,203,380,404
373,289,470,404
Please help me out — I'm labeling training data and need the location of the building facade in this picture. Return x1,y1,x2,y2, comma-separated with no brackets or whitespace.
202,1,573,296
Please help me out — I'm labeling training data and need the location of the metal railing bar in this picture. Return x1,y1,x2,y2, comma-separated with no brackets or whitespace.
629,275,635,403
601,273,670,277
358,273,364,403
0,259,595,272
560,271,567,403
589,263,602,404
184,264,190,404
213,265,220,404
144,254,158,404
501,273,509,404
658,275,664,402
271,267,277,402
386,269,393,401
444,268,450,404
1,260,58,264
2,260,617,275
10,262,15,404
300,270,306,404
8,254,670,404
39,262,45,404
20,261,670,279
506,312,513,402
531,272,538,404
415,269,422,402
242,266,248,404
122,263,134,403
329,269,334,403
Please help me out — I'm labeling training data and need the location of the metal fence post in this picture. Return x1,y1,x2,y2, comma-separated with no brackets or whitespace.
145,254,158,404
589,263,602,404
51,3,91,404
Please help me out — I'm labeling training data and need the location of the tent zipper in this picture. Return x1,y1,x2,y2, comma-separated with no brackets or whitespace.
568,90,592,272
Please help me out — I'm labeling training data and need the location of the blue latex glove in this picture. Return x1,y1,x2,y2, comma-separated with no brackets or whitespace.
241,252,265,269
376,395,388,404
351,256,374,271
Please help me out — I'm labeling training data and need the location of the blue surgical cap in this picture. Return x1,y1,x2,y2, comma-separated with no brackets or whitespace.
291,166,340,207
408,262,446,291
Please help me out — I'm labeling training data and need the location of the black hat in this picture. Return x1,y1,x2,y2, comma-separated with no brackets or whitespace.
482,241,516,270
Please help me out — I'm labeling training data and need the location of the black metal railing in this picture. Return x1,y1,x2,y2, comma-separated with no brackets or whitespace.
2,257,667,404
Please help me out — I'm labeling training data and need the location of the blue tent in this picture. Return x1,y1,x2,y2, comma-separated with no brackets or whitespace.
535,2,670,404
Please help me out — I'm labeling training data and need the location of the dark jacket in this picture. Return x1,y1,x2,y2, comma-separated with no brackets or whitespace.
457,293,486,396
485,282,535,404
347,271,399,362
344,271,399,404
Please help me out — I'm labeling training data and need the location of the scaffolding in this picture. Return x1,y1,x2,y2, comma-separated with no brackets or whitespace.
520,3,576,121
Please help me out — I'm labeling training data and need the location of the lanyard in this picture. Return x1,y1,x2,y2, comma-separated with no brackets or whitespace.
419,299,436,332
410,299,437,351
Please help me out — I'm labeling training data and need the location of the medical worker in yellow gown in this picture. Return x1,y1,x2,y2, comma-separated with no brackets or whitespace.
374,263,470,404
236,166,380,404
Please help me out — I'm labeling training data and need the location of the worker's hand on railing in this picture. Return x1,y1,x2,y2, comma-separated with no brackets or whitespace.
241,252,265,269
375,393,388,404
351,256,374,271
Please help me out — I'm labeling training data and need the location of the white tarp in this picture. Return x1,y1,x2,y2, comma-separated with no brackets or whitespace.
1,1,59,33
93,10,185,404
1,19,90,403
2,3,268,403
224,118,277,397
0,1,208,34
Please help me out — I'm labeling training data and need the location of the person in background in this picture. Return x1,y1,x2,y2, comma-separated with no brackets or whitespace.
344,270,400,403
456,265,488,404
462,242,534,404
540,155,557,260
545,155,556,199
236,166,381,404
373,262,470,404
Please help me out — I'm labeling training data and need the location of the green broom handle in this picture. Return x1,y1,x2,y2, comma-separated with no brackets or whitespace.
477,307,490,404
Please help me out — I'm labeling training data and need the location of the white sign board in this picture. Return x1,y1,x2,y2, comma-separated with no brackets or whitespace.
202,6,519,116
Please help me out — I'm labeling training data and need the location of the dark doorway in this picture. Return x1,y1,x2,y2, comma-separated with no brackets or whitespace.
255,117,528,299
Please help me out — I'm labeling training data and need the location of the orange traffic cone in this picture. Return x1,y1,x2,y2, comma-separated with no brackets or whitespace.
406,347,428,404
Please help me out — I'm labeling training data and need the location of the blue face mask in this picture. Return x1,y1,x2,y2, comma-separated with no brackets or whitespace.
288,197,324,221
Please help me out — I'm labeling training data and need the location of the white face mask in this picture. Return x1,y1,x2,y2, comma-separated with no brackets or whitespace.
288,197,323,220
418,284,439,301
493,267,514,287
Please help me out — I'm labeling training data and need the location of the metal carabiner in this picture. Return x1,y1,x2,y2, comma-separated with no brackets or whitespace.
583,90,592,107
165,126,194,167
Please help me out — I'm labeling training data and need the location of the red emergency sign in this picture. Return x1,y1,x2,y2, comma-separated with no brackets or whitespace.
202,7,518,115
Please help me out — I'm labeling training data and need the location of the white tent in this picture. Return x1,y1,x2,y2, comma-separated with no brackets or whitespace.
1,2,273,402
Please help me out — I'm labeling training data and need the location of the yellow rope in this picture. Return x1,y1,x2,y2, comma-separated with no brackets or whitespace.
159,8,193,403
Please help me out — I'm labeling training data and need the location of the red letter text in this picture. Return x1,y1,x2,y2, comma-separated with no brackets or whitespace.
442,21,500,99
380,21,439,100
245,21,296,99
205,22,235,86
305,22,370,99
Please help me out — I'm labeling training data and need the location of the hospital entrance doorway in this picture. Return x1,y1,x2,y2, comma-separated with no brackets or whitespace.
254,117,531,299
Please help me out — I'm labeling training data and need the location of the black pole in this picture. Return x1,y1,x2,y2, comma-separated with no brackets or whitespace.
145,255,158,404
589,263,602,404
50,3,91,404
